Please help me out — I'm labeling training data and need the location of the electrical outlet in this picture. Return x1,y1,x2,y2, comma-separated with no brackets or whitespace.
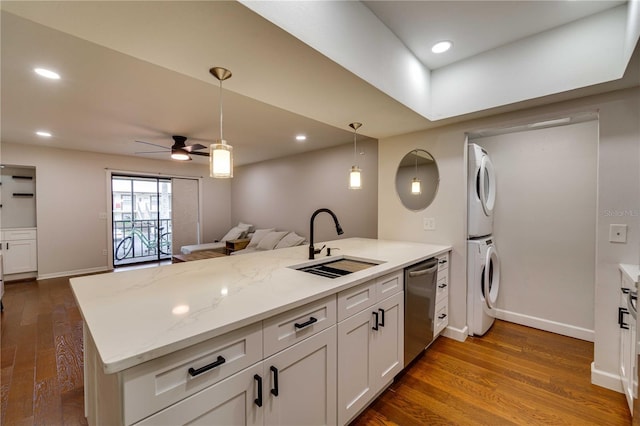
609,224,627,243
423,217,436,231
98,212,107,220
102,249,108,256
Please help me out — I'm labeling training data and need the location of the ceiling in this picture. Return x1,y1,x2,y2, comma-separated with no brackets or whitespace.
1,1,638,167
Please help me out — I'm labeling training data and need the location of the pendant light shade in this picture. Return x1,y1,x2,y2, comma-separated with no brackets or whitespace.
348,122,362,189
411,150,421,194
209,67,233,178
210,141,233,178
411,177,422,194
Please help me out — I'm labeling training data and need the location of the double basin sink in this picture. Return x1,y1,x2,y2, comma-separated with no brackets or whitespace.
292,256,381,279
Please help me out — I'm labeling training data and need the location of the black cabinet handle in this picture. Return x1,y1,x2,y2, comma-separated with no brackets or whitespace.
622,288,631,294
254,374,263,407
188,355,226,377
619,307,630,329
438,283,448,289
438,313,447,320
270,366,279,396
372,311,379,331
378,308,385,327
439,259,447,265
294,317,317,329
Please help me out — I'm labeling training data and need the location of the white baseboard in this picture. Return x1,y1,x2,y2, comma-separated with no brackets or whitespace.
494,308,594,342
591,362,623,393
442,324,468,342
38,266,110,280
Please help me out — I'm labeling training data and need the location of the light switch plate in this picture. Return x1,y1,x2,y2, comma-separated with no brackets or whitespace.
423,217,436,231
609,224,627,243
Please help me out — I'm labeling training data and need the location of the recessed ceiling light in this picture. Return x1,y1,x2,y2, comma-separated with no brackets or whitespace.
34,68,61,80
431,41,452,54
36,131,52,137
295,135,307,141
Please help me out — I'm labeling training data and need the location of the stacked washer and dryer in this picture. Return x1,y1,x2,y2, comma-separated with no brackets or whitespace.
467,143,501,336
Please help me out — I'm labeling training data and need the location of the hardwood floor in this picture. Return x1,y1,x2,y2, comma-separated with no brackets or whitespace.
352,321,631,426
0,276,631,425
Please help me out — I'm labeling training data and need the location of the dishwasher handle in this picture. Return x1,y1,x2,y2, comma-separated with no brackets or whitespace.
408,263,439,277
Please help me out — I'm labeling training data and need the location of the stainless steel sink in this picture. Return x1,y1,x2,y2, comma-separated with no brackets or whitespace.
293,257,381,279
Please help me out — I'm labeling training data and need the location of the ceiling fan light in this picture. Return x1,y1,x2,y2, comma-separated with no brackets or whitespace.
171,150,191,161
210,141,233,178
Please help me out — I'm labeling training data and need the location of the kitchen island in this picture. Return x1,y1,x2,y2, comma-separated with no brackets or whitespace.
71,237,451,425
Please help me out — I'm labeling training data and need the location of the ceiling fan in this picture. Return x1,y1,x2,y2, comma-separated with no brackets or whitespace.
135,135,209,161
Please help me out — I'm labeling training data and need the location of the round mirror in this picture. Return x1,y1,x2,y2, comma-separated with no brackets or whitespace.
395,149,439,211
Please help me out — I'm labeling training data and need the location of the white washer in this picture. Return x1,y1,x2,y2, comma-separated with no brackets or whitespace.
467,237,501,336
468,143,496,238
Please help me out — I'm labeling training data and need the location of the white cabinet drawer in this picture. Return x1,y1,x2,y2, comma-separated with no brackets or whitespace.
1,228,36,241
436,275,448,304
377,270,403,301
337,280,376,322
434,299,448,336
122,322,262,425
263,295,336,357
437,253,449,272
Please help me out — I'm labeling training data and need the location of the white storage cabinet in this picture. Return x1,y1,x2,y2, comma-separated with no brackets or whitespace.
1,228,37,274
434,252,450,336
336,271,404,425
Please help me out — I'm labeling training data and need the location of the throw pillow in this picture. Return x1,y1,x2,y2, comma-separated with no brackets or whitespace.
257,231,289,250
275,232,307,249
247,228,276,248
221,226,245,242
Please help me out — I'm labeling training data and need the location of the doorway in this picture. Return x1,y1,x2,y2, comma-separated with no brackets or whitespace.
111,175,172,266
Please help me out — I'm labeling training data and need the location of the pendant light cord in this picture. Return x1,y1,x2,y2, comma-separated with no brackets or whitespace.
353,129,358,164
219,80,224,141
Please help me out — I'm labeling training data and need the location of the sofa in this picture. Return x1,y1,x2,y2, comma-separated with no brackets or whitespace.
180,223,306,255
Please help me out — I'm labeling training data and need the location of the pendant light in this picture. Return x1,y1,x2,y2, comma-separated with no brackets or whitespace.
348,122,362,189
411,150,422,195
209,67,233,178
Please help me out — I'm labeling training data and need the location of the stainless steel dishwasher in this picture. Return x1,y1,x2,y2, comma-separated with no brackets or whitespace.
404,257,439,366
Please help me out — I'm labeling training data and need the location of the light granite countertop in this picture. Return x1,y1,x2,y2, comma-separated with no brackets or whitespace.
620,263,640,285
70,237,451,374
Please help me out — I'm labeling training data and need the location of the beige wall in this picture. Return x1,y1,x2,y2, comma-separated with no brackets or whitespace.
378,87,640,389
0,143,231,278
231,140,378,243
475,121,598,338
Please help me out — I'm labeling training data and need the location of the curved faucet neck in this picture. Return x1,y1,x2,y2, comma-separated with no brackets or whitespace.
309,208,343,260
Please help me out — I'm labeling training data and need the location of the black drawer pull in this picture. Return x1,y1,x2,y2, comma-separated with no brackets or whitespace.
254,374,263,407
619,307,630,329
438,313,447,320
622,288,631,294
439,259,448,265
438,283,448,289
294,317,317,329
270,366,279,396
378,308,385,327
372,311,379,331
188,355,226,377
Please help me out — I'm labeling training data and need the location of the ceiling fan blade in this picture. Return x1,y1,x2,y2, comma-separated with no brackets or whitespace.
135,140,169,150
135,150,167,154
190,151,210,157
183,143,207,152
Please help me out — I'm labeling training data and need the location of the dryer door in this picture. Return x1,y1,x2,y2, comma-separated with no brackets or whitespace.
478,155,496,217
482,245,500,310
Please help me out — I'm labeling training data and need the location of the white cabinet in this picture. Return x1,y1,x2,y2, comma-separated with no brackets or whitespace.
1,228,37,274
137,328,337,426
619,267,638,415
337,271,404,425
435,253,449,337
263,327,337,426
136,363,264,426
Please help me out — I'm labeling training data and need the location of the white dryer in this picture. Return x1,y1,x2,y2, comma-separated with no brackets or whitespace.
467,237,501,336
468,143,496,238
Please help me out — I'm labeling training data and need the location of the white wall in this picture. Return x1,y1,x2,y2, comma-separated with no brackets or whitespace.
231,140,378,243
0,143,231,278
474,121,598,340
378,87,640,390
